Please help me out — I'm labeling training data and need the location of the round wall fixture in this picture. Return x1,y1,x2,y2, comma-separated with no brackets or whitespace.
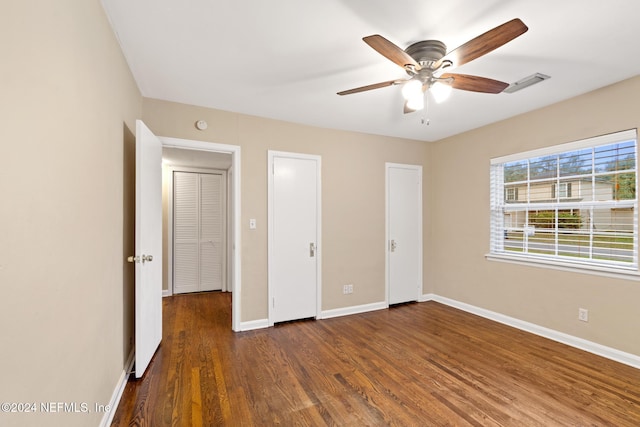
195,120,208,130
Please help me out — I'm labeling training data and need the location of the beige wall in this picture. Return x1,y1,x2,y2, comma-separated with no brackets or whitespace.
431,75,640,357
0,1,141,426
142,98,433,321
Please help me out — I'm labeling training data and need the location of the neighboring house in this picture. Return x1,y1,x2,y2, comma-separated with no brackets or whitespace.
504,178,634,232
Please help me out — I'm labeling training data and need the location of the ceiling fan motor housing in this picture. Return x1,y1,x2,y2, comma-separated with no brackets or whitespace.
405,40,447,68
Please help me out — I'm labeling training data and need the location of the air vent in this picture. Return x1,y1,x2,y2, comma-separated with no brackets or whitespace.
503,73,550,93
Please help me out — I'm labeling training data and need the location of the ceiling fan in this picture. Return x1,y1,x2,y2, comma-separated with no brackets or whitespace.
338,18,528,113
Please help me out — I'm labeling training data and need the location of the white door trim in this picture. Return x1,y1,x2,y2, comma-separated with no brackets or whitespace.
267,150,322,326
385,162,423,305
160,137,241,332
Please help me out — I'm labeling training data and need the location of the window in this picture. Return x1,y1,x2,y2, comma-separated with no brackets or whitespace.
505,187,518,201
552,182,572,199
490,129,638,273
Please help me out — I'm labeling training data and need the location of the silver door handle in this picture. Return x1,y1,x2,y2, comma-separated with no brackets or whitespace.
310,242,316,257
390,240,397,252
127,254,153,263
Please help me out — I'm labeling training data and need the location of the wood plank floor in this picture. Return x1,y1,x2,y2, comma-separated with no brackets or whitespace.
111,292,640,426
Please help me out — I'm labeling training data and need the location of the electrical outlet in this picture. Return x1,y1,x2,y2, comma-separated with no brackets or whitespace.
578,308,589,322
343,284,353,294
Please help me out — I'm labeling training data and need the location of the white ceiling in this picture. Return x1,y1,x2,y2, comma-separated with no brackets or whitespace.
102,0,640,142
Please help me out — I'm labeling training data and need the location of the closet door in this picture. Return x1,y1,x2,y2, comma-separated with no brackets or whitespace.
174,172,199,294
387,164,422,304
173,171,225,294
199,173,223,291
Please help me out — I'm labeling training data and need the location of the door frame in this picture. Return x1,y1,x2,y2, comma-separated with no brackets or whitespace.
385,162,423,305
267,150,322,326
160,137,241,332
167,167,228,295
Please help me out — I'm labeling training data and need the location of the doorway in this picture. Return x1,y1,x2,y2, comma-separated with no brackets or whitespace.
160,138,241,332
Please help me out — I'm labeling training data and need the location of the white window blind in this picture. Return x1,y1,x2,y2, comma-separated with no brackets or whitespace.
489,129,638,272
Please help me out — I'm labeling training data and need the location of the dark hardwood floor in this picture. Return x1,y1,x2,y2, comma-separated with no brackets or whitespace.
111,292,640,426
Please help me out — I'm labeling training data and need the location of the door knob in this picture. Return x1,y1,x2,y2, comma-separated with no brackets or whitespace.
127,255,153,263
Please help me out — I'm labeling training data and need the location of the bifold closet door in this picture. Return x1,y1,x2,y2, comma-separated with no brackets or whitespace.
199,173,223,291
174,171,223,294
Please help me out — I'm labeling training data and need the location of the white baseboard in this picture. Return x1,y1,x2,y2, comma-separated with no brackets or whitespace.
321,301,388,319
162,289,172,297
237,302,389,330
239,318,269,331
420,293,436,302
428,294,640,370
100,350,135,427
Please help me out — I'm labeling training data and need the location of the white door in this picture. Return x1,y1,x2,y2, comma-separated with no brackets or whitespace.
387,163,422,305
173,171,225,294
268,151,321,324
132,120,163,378
199,173,224,291
173,172,199,293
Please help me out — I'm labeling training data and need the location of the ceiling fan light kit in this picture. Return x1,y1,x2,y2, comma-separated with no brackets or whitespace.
406,93,425,111
401,79,423,100
338,18,529,114
430,81,453,103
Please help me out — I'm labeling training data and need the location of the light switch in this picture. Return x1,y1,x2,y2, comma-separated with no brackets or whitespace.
249,219,257,229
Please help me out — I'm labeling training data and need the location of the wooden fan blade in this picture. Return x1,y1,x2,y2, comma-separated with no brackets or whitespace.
440,73,509,94
438,18,528,69
363,35,421,71
337,79,405,96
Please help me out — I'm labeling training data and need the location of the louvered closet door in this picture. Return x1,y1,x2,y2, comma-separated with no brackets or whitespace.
173,171,224,294
174,172,199,294
199,174,223,291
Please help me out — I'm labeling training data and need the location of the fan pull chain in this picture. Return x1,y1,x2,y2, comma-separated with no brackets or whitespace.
421,93,430,125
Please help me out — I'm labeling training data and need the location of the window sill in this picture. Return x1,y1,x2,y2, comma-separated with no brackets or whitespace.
485,253,640,281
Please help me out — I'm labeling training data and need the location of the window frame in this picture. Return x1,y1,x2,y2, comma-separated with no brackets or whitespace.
552,182,573,199
488,129,639,278
505,187,518,202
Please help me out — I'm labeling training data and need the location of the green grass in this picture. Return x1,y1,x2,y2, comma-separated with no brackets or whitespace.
506,232,633,249
504,230,634,263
